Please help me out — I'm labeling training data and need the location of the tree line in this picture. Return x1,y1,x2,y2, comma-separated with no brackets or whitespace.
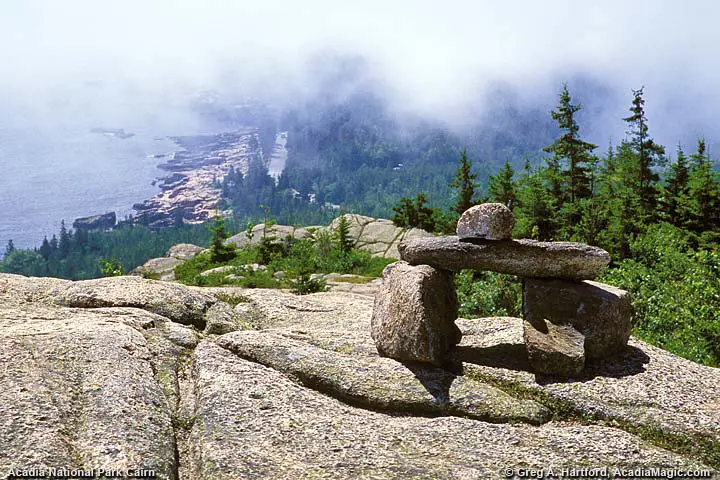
393,85,720,260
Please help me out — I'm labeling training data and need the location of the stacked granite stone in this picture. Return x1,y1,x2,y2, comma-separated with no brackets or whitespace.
371,203,632,377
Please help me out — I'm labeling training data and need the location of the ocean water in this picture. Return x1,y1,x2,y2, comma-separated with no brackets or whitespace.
0,81,242,252
0,125,176,250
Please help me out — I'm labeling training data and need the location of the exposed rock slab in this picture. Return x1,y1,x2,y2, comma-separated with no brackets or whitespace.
218,330,549,424
132,257,183,281
225,224,311,249
72,211,116,230
0,274,717,477
0,304,176,478
133,130,258,227
132,244,203,281
0,274,217,327
524,279,632,359
458,316,720,463
167,243,204,260
199,265,236,277
0,273,71,304
399,236,610,279
457,203,514,240
372,261,460,364
203,301,250,335
53,276,218,327
323,213,433,259
187,340,707,479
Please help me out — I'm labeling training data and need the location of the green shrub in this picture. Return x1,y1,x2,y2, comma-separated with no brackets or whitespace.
214,293,251,306
291,275,326,295
600,223,720,367
455,270,522,318
99,257,124,277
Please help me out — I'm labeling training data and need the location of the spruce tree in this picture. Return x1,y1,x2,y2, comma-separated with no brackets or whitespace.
450,149,478,215
40,237,52,260
335,214,355,255
488,160,517,208
542,84,598,235
514,162,554,240
58,220,71,257
209,216,237,263
4,239,15,257
661,144,692,228
688,138,720,234
621,87,665,221
390,193,436,232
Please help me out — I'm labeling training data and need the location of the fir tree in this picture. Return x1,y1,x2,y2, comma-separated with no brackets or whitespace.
4,239,15,257
450,149,478,215
58,220,71,257
514,163,554,240
688,138,720,234
335,214,355,255
621,87,665,221
209,216,237,263
391,193,436,232
661,144,692,228
542,84,598,236
40,236,52,260
487,160,517,208
543,84,598,203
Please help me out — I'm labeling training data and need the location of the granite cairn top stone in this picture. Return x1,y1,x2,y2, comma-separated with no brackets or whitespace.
456,203,515,240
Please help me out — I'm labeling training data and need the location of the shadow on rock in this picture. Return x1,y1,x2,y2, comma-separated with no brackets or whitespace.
457,343,531,372
455,339,649,384
534,346,650,385
401,361,459,405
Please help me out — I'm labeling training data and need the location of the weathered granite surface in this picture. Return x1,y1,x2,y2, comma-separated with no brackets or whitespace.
224,214,433,260
456,203,514,240
0,275,717,479
371,261,460,364
399,236,611,279
524,279,633,360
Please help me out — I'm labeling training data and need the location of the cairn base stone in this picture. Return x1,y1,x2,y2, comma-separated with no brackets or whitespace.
523,319,586,377
371,261,460,365
523,279,632,375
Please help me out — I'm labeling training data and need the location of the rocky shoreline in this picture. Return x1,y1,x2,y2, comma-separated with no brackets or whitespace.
132,129,260,227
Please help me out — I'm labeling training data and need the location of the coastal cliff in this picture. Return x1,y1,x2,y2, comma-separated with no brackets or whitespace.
133,129,261,227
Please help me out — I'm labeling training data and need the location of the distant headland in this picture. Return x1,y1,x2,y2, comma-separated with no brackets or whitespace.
90,127,135,139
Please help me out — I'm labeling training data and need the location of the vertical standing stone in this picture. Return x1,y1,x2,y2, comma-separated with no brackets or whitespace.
371,261,460,365
523,279,632,375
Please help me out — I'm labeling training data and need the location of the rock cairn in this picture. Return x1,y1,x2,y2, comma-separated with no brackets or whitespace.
371,203,632,376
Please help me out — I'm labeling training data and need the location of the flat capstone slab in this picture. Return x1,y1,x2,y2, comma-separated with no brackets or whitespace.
398,236,611,280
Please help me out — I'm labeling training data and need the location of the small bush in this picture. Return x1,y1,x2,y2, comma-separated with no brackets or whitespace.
455,270,522,318
291,275,326,295
99,257,124,277
600,222,720,367
214,293,252,306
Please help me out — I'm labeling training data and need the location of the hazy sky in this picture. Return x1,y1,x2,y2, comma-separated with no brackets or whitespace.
1,0,719,145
